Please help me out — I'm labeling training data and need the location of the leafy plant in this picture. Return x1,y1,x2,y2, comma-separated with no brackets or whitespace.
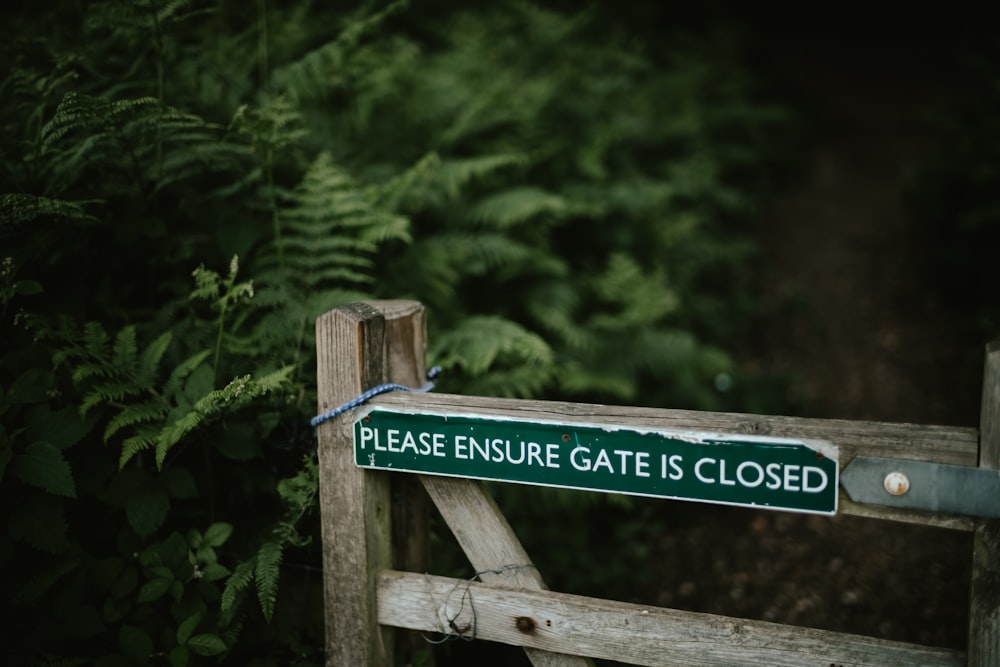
0,1,794,665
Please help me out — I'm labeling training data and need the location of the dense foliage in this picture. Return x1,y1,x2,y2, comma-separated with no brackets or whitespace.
1,1,793,665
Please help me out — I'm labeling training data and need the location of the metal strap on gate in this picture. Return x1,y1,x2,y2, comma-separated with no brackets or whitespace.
841,457,1000,518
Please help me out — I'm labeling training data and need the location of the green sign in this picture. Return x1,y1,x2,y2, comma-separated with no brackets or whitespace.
353,407,839,515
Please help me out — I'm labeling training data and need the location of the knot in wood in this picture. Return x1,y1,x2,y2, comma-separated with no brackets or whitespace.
514,616,537,634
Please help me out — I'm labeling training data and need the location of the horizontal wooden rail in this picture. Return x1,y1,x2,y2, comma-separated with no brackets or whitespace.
377,569,965,667
374,392,980,530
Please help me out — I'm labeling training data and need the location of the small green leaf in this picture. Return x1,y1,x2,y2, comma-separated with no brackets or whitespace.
176,612,203,645
195,544,217,565
201,562,231,582
202,522,233,548
185,528,203,549
187,633,227,656
136,576,172,603
13,441,76,497
26,405,88,450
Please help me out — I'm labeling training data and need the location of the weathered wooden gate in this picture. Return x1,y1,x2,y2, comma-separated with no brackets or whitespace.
314,300,1000,666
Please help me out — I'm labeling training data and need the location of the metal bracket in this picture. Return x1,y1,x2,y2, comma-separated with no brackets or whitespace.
841,457,1000,519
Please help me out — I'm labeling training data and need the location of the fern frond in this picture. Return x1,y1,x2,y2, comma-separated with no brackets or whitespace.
154,141,250,191
229,98,305,154
467,186,571,228
70,362,116,386
524,282,593,351
81,321,110,356
262,151,408,292
0,194,97,232
358,212,410,245
220,559,256,614
154,408,206,466
275,457,318,517
589,253,678,331
39,92,107,151
153,0,198,26
270,0,410,103
431,316,552,376
81,380,138,415
254,540,284,623
154,367,294,467
137,331,172,387
119,430,158,468
555,360,637,402
435,153,527,199
104,399,170,443
460,363,552,399
161,349,212,399
111,325,139,372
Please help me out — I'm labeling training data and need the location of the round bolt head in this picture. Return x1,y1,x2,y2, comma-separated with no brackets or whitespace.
884,471,910,496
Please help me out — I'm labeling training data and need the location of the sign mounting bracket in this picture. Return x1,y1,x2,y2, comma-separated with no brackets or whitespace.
840,457,1000,519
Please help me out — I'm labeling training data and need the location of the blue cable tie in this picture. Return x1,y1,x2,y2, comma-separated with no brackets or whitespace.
310,366,441,428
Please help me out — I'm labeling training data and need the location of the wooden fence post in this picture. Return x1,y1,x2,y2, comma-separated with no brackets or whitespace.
315,300,427,667
970,340,1000,665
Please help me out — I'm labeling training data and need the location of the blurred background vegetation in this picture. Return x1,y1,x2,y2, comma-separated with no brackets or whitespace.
1,1,996,665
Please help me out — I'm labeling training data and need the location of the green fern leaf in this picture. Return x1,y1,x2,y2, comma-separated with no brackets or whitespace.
0,194,97,231
119,430,158,468
254,540,284,623
589,253,678,331
39,91,105,151
461,363,553,399
431,316,553,376
435,153,526,199
112,325,139,372
162,350,212,398
524,282,594,351
104,399,170,443
154,367,294,467
260,151,406,292
82,321,110,356
80,379,137,415
468,186,570,228
270,0,410,103
556,360,637,402
137,331,172,387
220,559,255,614
155,408,205,465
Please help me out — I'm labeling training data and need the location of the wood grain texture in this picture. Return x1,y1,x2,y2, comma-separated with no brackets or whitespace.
315,301,426,667
377,392,980,528
377,570,965,667
969,340,1000,666
420,475,594,666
